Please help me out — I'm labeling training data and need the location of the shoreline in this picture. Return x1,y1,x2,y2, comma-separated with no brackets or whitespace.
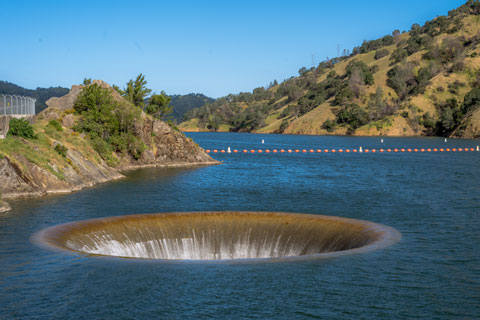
182,130,480,140
1,160,220,200
0,201,11,213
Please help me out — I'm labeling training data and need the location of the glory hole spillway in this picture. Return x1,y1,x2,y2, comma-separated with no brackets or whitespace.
34,212,401,261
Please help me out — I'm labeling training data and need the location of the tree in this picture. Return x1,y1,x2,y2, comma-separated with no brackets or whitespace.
336,104,369,131
146,91,173,119
123,73,152,108
462,87,480,114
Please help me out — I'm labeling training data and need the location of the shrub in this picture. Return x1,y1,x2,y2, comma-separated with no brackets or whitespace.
73,84,144,162
321,119,337,132
54,144,68,158
7,118,36,139
47,119,63,132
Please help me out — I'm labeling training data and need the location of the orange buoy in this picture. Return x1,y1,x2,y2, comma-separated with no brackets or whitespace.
339,149,344,153
401,148,405,152
458,148,463,151
440,148,444,152
364,149,369,153
266,149,270,153
433,148,438,152
281,149,285,153
213,150,218,153
346,149,350,153
258,150,263,153
295,149,299,153
273,149,277,153
420,149,425,152
221,150,225,153
331,149,336,153
371,149,376,153
324,149,329,153
414,149,418,152
234,149,238,153
288,149,292,153
446,148,450,152
353,149,357,153
427,149,431,152
317,149,322,153
206,150,211,153
394,149,398,152
310,149,314,153
243,150,247,153
387,149,392,152
380,149,384,152
251,150,255,153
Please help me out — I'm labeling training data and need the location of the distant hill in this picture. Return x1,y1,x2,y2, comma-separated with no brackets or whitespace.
169,93,214,122
181,0,480,138
0,81,69,114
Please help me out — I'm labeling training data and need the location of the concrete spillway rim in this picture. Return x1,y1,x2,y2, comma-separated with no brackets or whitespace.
32,211,402,263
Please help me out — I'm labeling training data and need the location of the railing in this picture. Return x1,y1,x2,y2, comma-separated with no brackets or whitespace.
0,94,36,116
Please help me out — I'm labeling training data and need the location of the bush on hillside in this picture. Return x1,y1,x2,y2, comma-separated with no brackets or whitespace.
7,118,36,139
73,84,144,162
374,49,389,60
47,119,63,132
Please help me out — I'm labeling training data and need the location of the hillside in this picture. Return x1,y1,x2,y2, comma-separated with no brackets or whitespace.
180,0,480,138
0,81,69,113
169,93,215,122
0,80,217,201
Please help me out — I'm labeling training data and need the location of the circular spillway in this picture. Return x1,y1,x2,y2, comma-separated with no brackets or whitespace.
34,212,401,261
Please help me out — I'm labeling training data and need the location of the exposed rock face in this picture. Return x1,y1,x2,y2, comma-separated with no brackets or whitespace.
0,151,123,199
1,80,218,199
44,80,125,111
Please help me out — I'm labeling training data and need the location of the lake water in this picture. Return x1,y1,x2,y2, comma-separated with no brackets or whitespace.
1,132,479,319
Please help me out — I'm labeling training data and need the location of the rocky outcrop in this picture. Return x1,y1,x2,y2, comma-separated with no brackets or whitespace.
0,150,124,199
0,200,11,213
0,80,218,199
44,80,125,111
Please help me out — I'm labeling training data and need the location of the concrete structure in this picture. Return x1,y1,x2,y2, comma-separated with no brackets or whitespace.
0,95,36,139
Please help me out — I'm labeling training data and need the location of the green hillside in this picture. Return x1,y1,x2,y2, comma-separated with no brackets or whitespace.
180,0,480,138
169,93,215,122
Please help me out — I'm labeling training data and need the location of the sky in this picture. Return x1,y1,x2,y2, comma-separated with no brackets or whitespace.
0,0,467,98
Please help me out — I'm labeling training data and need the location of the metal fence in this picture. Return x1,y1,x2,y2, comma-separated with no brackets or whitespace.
0,94,36,116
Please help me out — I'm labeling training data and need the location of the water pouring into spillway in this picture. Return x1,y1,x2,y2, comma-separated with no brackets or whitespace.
34,212,401,261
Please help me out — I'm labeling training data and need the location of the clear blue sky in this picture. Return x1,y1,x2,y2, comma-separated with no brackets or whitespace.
0,0,466,98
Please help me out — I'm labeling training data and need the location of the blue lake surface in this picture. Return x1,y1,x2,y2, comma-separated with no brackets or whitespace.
1,132,479,319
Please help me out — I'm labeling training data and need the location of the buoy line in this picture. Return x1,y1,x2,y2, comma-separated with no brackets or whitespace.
205,146,480,154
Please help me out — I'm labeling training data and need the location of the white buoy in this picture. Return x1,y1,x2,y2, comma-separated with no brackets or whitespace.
445,138,447,142
381,138,384,143
227,146,231,153
359,146,363,153
477,145,479,152
261,139,264,144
